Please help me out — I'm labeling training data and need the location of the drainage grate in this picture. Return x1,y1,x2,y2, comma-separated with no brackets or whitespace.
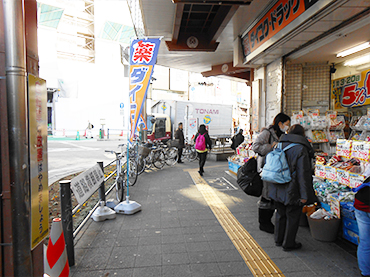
189,170,285,277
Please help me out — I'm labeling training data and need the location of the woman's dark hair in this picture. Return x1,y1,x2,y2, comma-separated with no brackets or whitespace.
288,124,305,136
272,112,291,137
198,124,207,134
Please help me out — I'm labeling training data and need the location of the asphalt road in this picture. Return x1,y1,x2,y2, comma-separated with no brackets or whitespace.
47,138,127,185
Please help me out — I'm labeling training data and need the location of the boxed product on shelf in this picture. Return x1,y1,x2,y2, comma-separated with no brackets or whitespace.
360,130,370,142
310,115,328,130
349,129,362,140
329,130,345,143
349,116,361,130
312,130,328,142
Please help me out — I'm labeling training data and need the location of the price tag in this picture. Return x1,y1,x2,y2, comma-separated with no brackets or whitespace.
349,173,365,188
336,139,352,158
329,194,340,219
325,166,337,181
358,142,370,162
337,169,350,186
315,164,326,179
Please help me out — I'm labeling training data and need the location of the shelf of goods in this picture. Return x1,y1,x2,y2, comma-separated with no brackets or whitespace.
314,139,370,245
349,115,370,141
228,142,254,175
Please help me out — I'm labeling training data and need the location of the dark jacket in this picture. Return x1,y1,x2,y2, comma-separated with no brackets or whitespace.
194,130,212,151
231,133,245,150
265,134,317,206
174,128,185,148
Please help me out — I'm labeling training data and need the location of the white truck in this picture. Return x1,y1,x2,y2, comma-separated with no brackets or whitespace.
149,100,233,141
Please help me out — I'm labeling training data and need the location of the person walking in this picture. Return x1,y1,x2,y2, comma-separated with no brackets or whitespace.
194,124,212,176
85,121,93,139
252,112,291,234
266,124,316,251
175,122,185,163
353,179,370,277
231,129,245,151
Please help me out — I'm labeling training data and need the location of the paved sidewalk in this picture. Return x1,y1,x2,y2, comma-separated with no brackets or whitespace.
70,160,360,277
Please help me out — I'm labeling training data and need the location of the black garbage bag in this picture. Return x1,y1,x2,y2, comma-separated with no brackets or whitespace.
237,157,263,197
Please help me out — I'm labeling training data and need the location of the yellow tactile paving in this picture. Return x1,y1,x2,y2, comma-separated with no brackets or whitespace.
188,170,285,277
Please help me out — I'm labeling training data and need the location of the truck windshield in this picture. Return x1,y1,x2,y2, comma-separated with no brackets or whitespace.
147,116,154,133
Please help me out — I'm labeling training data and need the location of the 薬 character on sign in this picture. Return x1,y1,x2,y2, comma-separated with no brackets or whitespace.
132,40,155,63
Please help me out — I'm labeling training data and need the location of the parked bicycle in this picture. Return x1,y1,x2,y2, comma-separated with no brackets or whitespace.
105,144,138,202
182,139,197,162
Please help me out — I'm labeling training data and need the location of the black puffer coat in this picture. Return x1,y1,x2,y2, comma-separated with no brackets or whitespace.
265,134,317,206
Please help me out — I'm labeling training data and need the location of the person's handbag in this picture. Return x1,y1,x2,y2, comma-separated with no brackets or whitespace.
237,157,263,197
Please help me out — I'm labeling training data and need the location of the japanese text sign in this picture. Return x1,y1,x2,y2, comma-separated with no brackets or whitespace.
336,139,352,158
329,194,340,219
71,164,105,205
241,0,319,57
29,75,49,250
351,141,370,162
349,173,365,189
332,69,370,109
325,166,337,181
337,169,350,187
315,164,326,179
129,38,161,142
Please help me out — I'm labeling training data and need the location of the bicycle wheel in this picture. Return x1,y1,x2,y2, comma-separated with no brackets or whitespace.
137,155,146,175
187,147,197,162
165,147,178,166
153,150,165,169
121,160,138,186
116,177,125,202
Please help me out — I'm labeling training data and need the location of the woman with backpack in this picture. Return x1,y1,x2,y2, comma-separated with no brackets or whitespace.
194,124,212,176
252,112,291,234
265,124,316,251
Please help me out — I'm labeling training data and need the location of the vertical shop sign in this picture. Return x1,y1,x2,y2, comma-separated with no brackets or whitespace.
251,80,261,131
29,75,49,249
241,0,319,57
332,69,370,109
129,38,161,142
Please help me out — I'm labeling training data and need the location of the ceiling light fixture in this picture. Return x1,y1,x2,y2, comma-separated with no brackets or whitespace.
337,42,370,57
344,53,370,66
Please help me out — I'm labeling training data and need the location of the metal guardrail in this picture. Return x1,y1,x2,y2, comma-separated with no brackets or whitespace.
59,159,117,267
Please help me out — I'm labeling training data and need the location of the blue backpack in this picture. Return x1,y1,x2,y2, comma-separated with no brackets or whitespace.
261,143,299,184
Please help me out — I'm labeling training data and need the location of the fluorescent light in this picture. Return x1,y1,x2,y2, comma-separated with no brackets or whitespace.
344,53,370,66
337,42,370,57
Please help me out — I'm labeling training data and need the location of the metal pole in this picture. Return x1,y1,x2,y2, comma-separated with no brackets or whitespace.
3,0,31,275
60,180,75,267
97,162,106,202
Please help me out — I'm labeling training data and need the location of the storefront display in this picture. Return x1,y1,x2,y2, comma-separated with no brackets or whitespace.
228,142,254,174
313,138,370,245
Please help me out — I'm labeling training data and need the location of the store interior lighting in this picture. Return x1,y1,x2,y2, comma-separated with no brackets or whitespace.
344,53,370,66
337,42,370,57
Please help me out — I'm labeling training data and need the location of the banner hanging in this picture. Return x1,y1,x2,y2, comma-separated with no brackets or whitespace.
129,38,161,142
331,68,370,109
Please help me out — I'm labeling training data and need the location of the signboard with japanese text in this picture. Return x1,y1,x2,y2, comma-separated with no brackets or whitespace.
336,139,352,159
349,173,365,189
325,166,337,181
329,194,340,219
241,0,319,58
332,68,370,109
315,164,326,179
351,140,370,162
129,38,161,142
337,169,350,187
29,75,49,249
70,164,105,205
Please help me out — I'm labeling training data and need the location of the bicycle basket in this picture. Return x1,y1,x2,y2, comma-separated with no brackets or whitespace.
168,139,180,148
138,145,151,157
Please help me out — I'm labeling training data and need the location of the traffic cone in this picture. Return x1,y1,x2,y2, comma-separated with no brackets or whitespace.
44,218,70,277
84,129,86,137
120,130,123,136
76,130,80,140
